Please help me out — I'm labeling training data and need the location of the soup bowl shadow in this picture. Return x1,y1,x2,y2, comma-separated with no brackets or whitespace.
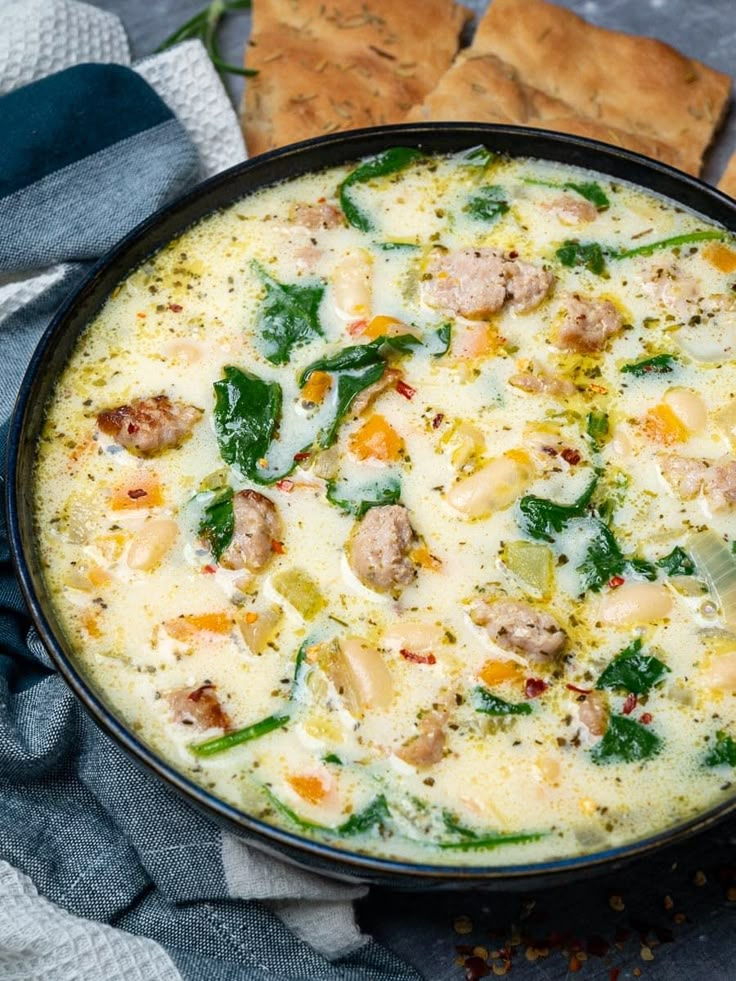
7,123,736,889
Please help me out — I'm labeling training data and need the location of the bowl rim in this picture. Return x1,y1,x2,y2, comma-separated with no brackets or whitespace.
8,121,736,883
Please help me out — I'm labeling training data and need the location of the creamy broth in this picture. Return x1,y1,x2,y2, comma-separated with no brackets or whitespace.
34,149,736,865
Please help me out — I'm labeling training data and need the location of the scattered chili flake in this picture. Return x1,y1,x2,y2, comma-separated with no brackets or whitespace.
525,678,548,699
396,379,416,400
432,412,445,429
608,575,625,588
622,692,637,715
136,311,147,318
276,479,295,492
400,648,436,665
202,564,217,574
508,250,518,259
271,539,286,554
566,683,592,695
168,303,183,313
348,318,367,336
561,448,582,466
293,451,310,462
454,915,473,935
463,956,490,980
640,712,653,725
127,488,147,500
127,422,140,434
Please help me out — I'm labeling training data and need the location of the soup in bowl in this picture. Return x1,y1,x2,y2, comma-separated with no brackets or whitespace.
14,126,736,883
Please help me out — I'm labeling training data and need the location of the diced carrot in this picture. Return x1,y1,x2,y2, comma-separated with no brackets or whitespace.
164,612,233,641
349,413,404,462
81,609,102,638
110,473,163,510
703,242,736,274
287,773,328,805
301,370,332,405
453,322,502,359
642,403,689,444
244,611,259,624
479,659,522,686
364,315,408,339
410,546,441,570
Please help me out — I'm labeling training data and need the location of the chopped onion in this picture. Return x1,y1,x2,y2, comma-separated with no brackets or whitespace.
686,530,736,627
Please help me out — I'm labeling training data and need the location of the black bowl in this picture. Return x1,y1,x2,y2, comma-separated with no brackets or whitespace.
8,123,736,888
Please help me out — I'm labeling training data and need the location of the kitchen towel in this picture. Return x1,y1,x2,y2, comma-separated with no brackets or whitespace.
0,4,421,980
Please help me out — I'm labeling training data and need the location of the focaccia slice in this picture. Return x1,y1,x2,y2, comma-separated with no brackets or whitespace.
242,0,471,156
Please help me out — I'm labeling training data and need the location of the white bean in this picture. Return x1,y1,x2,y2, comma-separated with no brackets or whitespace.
127,518,178,571
663,387,707,433
383,621,444,652
701,651,736,690
445,455,534,518
599,582,672,625
330,250,372,321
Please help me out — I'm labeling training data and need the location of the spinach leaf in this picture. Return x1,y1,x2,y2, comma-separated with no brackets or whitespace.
577,520,656,593
464,185,509,223
523,177,610,210
300,342,386,448
591,714,662,764
442,810,480,839
518,478,598,541
565,181,610,210
586,411,609,451
252,262,325,365
322,752,343,765
291,639,311,698
704,730,736,767
432,322,452,356
213,366,290,484
556,240,606,275
190,712,290,757
596,638,670,695
339,147,423,231
198,486,234,561
473,686,532,716
437,831,543,851
656,546,695,577
326,476,401,517
621,354,678,376
338,794,391,835
611,229,727,260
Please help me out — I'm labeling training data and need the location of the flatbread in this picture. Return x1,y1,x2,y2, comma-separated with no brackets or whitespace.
406,52,684,170
719,153,736,199
409,0,731,175
242,0,471,156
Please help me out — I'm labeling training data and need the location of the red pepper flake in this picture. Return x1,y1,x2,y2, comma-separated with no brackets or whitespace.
396,379,416,400
276,479,294,492
127,488,147,500
431,412,444,429
561,448,582,466
566,683,591,695
508,250,519,259
348,319,367,337
400,648,436,665
640,712,653,725
168,303,183,313
293,451,310,462
463,956,490,980
202,564,217,574
608,575,625,589
127,422,140,434
525,678,548,699
622,692,637,715
136,312,147,319
271,539,286,554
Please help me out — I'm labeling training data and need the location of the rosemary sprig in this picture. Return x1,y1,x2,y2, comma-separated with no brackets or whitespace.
156,0,257,78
